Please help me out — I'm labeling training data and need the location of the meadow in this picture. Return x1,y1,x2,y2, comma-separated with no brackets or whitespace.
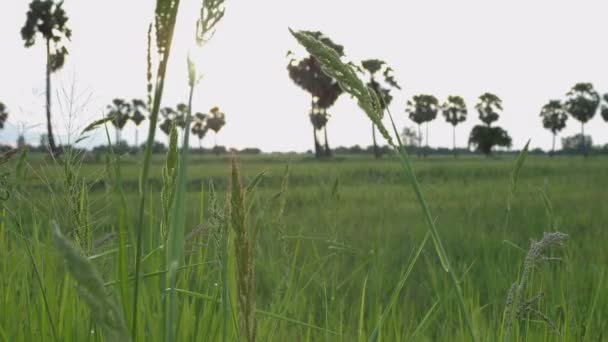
1,152,606,341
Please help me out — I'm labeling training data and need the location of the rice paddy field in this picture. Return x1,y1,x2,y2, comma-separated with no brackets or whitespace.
1,153,606,341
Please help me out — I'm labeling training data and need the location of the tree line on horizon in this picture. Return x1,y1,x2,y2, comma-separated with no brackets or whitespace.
287,32,608,158
1,1,608,157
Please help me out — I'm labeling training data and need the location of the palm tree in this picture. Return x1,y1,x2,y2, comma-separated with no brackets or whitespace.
175,103,189,131
602,94,608,124
191,112,208,149
21,0,71,156
130,99,147,147
106,98,131,143
159,106,177,137
406,94,439,155
469,93,512,157
475,93,502,127
206,106,226,153
540,100,568,156
0,102,8,132
287,31,344,158
563,83,599,157
361,59,401,158
315,82,341,157
441,96,467,157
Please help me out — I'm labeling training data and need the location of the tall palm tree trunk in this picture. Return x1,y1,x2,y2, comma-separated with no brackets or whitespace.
581,122,587,157
425,122,429,157
45,39,58,155
323,125,331,157
417,124,422,157
312,125,321,157
372,123,379,158
452,125,457,158
551,133,556,157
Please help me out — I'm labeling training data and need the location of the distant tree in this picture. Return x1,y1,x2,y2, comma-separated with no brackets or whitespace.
564,83,599,156
600,93,608,128
191,112,208,149
561,133,592,152
441,95,467,157
130,99,147,147
401,126,421,147
475,93,502,126
159,106,177,137
0,102,8,131
360,59,401,158
469,92,511,156
175,103,189,130
540,100,568,156
106,98,131,143
17,135,27,149
21,0,71,156
287,31,344,157
39,133,48,150
206,106,226,153
405,94,439,155
468,126,512,156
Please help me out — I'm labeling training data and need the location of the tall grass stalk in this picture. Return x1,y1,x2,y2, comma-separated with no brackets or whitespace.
132,1,181,338
164,57,198,341
290,29,477,341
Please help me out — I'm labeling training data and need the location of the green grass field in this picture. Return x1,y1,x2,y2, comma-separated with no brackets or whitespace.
1,153,606,341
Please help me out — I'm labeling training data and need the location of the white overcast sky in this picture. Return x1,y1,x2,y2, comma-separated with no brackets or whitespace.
1,0,608,151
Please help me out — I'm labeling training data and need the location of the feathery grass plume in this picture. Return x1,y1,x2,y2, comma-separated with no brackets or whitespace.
155,0,181,56
133,0,181,335
51,222,131,342
289,29,392,147
62,149,91,252
230,155,258,342
196,0,225,45
161,124,179,241
146,23,154,110
503,231,569,341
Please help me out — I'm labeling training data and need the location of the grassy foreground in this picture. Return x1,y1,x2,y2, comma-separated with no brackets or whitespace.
1,153,607,341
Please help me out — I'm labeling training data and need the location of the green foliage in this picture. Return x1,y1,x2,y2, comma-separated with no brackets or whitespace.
230,156,260,342
206,106,226,134
600,93,608,122
561,133,593,151
442,95,467,126
0,102,8,130
131,99,147,126
160,124,179,241
564,83,599,124
51,222,131,342
468,125,512,156
406,94,439,125
21,0,71,71
107,99,132,130
540,100,568,134
475,93,502,126
196,0,226,45
361,59,401,111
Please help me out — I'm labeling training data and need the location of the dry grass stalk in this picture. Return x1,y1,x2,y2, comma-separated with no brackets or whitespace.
504,231,569,341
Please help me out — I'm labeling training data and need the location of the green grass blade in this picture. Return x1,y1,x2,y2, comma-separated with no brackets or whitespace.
51,222,131,342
